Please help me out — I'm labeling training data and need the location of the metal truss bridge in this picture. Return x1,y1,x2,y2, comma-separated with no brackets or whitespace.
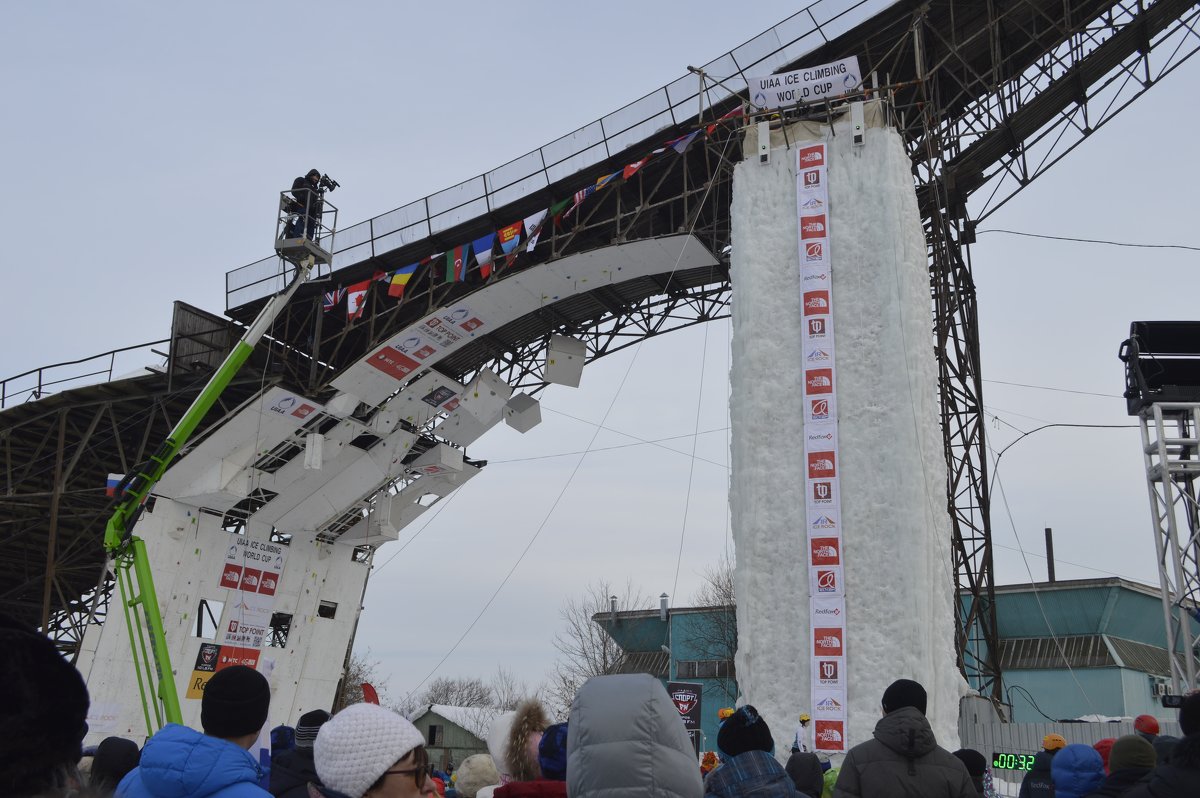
2,0,1197,707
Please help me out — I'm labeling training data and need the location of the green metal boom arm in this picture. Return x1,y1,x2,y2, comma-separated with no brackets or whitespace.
103,258,314,731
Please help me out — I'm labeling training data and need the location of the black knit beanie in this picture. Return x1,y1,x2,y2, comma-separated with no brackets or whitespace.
1108,735,1156,771
0,615,90,796
295,708,331,749
717,705,774,758
882,679,928,715
1179,693,1200,737
201,665,271,738
89,736,141,790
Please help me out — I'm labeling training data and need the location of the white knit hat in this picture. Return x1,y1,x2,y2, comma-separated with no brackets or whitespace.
315,703,426,798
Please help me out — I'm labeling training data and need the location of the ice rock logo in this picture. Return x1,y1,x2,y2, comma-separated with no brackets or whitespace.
816,697,842,711
799,146,825,167
801,196,825,211
806,349,830,363
811,515,837,530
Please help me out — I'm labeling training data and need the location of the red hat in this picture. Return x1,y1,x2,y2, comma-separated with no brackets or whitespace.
1134,714,1160,735
1093,738,1115,774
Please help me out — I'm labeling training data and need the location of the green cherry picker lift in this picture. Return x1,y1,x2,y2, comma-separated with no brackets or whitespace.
102,180,337,734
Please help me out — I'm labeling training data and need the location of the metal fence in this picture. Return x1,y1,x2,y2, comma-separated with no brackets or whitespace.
225,0,894,309
0,340,170,409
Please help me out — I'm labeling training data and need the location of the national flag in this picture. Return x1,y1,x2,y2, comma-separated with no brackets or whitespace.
706,105,744,135
445,244,471,282
623,157,649,180
387,264,418,299
106,473,124,498
347,279,371,320
668,130,701,154
565,185,595,218
523,210,548,254
595,171,619,190
472,233,497,279
498,221,523,268
322,287,346,312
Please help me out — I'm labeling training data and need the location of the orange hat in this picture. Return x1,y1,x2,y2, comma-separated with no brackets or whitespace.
1042,733,1067,751
718,707,735,720
1134,714,1160,735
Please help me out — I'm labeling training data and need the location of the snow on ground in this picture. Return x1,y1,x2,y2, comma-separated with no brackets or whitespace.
730,109,965,754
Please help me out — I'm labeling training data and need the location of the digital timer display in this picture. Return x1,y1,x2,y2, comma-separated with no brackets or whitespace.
992,751,1036,772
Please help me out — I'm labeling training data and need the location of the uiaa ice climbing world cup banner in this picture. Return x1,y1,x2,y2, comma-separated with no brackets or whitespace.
797,142,847,753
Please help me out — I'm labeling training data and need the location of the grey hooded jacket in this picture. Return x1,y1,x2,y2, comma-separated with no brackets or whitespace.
832,707,976,798
567,674,703,798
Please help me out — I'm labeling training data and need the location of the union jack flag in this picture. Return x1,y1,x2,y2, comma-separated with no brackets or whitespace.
322,288,346,312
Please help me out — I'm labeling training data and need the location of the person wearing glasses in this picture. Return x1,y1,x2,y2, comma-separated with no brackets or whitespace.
314,703,436,798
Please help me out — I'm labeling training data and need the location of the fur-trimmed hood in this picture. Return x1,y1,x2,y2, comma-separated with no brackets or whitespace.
506,699,549,782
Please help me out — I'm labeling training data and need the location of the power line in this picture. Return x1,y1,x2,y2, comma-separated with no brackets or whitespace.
979,228,1200,252
982,378,1121,399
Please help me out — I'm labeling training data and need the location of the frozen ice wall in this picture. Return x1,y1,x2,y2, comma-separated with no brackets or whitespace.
729,108,966,754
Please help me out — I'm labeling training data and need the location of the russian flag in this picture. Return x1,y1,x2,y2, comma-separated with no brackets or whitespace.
106,473,124,498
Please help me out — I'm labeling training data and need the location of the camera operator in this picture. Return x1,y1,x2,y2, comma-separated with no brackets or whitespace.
286,168,330,241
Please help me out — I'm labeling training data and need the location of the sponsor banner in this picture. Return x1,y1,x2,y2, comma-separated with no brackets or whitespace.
216,645,260,671
803,314,835,343
806,394,836,425
86,702,122,734
223,536,287,583
807,479,838,509
806,450,837,480
812,656,846,690
263,392,318,423
813,690,847,720
812,566,845,597
186,669,215,699
809,535,842,567
221,613,270,650
749,57,862,109
807,508,840,535
194,642,222,673
814,720,847,753
811,596,846,624
667,681,704,732
812,626,845,658
804,424,837,452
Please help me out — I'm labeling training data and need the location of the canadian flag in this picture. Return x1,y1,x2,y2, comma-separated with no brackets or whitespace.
347,279,371,321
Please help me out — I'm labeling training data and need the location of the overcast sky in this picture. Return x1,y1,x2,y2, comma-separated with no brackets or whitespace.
4,2,1198,706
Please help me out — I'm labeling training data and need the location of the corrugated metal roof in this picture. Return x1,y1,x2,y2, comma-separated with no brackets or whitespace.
613,650,669,677
999,635,1114,670
1108,635,1171,676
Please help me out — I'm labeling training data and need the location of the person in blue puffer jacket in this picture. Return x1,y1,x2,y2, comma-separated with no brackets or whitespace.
117,665,273,798
1049,744,1105,798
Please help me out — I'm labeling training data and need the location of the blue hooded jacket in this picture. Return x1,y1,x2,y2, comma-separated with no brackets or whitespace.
116,723,269,798
1049,744,1104,798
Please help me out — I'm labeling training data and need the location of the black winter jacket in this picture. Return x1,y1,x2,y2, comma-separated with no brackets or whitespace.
1124,734,1200,798
1019,751,1056,798
268,747,319,798
1083,767,1152,797
831,707,976,798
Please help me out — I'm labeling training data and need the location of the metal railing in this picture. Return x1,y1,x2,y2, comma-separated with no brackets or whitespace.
0,340,170,409
225,0,893,309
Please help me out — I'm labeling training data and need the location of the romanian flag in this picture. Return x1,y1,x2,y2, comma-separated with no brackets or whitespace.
388,264,418,299
472,233,497,279
445,244,471,283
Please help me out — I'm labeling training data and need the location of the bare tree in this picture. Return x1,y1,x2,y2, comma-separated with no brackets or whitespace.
422,676,494,708
490,666,543,711
547,579,650,716
335,650,390,711
686,553,738,704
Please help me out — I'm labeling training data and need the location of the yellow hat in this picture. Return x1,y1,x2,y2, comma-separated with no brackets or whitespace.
799,713,811,723
1042,733,1067,751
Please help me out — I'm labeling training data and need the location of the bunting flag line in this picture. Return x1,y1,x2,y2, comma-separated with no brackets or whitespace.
498,221,523,269
472,233,497,279
565,185,594,218
347,279,371,321
322,288,346,313
445,244,471,283
669,130,701,154
706,106,745,135
372,270,388,282
595,171,619,190
524,210,548,254
388,264,418,299
623,156,649,180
